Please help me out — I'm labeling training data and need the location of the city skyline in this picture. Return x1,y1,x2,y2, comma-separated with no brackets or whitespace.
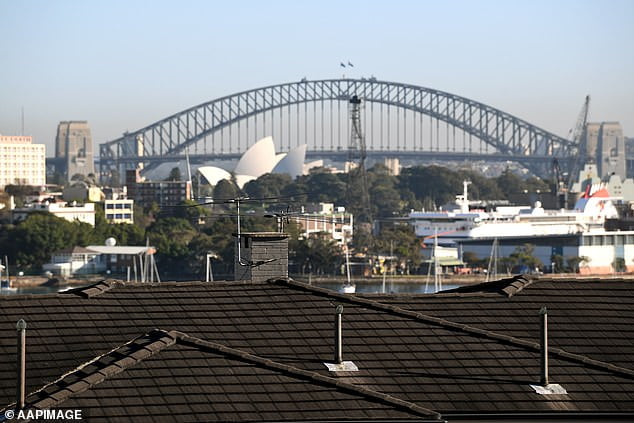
1,0,633,154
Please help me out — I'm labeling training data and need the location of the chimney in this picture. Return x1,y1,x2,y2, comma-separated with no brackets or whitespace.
16,319,26,409
334,305,343,364
234,232,289,282
540,306,549,386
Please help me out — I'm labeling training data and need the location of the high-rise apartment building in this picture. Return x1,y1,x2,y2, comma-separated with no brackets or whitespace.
0,135,46,189
626,137,634,179
55,121,94,181
584,122,626,180
125,169,191,209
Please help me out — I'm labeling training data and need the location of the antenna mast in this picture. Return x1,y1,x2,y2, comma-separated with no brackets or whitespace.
347,95,371,224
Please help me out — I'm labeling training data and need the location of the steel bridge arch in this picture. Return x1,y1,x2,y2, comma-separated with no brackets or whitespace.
100,78,577,172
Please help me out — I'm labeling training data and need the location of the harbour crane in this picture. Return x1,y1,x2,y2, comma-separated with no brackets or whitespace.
553,95,590,208
566,95,591,189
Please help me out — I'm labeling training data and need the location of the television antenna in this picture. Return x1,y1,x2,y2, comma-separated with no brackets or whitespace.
179,192,309,267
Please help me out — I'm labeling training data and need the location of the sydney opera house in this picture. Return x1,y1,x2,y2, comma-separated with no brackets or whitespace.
145,136,318,188
198,136,313,188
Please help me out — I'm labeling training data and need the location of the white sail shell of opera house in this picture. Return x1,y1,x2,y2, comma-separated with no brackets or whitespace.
272,144,307,178
234,136,277,178
197,166,232,186
192,136,309,189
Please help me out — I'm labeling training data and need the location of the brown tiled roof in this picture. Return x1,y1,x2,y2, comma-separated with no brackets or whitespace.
19,330,438,421
364,275,634,371
51,246,97,256
1,276,634,420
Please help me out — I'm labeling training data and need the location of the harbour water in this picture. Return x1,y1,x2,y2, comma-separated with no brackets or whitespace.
0,285,73,295
312,281,463,294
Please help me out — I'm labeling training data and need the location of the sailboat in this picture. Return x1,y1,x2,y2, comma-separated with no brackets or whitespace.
342,244,356,293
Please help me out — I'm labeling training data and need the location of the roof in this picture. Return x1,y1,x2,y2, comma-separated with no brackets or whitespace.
364,274,634,371
1,276,634,420
85,245,154,255
21,330,437,422
52,246,97,255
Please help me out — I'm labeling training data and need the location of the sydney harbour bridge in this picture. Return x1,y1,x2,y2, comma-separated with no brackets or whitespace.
99,78,578,177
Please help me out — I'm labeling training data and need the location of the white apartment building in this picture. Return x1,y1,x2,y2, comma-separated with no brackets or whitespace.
12,201,96,226
293,203,354,247
104,199,134,224
0,135,46,189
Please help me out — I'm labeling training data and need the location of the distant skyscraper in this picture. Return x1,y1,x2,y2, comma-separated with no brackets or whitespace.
584,122,626,180
55,121,94,181
0,134,46,189
626,137,634,179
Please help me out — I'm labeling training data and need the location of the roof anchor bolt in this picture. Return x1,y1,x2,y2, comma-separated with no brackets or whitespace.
16,319,27,410
540,306,549,386
334,304,343,364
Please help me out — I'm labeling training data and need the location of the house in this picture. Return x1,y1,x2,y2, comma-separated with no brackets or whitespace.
43,244,157,279
1,275,633,421
103,198,134,224
12,200,95,226
42,246,104,276
62,182,104,203
294,203,354,247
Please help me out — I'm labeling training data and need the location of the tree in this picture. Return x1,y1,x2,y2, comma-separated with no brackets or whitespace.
368,164,402,218
186,233,217,277
299,169,347,205
566,256,590,273
244,173,293,200
613,257,626,273
462,251,486,268
166,167,182,182
398,165,463,208
372,225,422,274
508,244,543,272
6,213,91,270
201,219,238,277
213,179,239,201
172,199,211,224
4,185,38,207
146,217,197,274
495,168,524,200
551,254,565,273
290,233,342,276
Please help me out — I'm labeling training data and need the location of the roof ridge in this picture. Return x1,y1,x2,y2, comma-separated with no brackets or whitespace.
501,274,537,297
60,279,120,298
61,279,272,297
272,278,634,381
171,330,441,420
437,274,536,297
7,328,440,420
5,329,176,412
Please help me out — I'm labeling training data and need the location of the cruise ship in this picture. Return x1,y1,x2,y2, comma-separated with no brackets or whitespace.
409,181,620,247
408,181,633,274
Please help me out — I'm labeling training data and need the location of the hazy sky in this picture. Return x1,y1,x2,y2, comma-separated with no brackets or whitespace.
1,0,633,155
